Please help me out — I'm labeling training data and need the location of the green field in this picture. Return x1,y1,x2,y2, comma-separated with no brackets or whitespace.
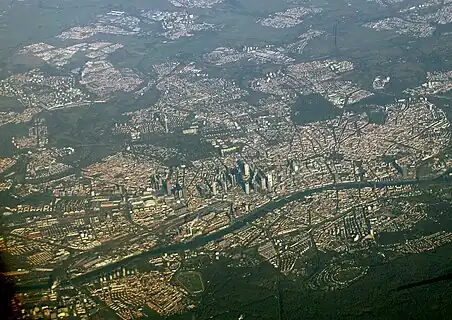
176,271,205,295
0,96,25,112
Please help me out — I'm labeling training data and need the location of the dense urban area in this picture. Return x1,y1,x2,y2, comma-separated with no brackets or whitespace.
1,0,452,319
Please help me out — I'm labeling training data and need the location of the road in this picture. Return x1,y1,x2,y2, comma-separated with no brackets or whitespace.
66,170,452,286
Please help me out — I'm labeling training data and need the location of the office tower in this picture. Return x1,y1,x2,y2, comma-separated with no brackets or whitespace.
267,173,273,189
229,173,237,186
251,170,257,185
175,184,183,199
212,181,217,195
198,184,208,197
163,114,168,133
166,179,172,196
221,180,228,193
243,163,250,177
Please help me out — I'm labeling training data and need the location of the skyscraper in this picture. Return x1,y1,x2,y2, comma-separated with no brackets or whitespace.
221,180,228,193
166,179,172,196
243,163,250,177
212,181,217,195
260,176,266,190
244,181,250,195
267,173,273,190
229,173,236,186
163,114,168,133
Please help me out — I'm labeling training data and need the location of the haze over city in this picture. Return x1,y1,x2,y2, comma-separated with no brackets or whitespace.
0,0,452,319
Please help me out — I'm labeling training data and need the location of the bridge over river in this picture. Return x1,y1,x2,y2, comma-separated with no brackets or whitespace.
65,170,452,286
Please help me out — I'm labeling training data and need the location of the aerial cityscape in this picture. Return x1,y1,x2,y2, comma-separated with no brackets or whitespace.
1,0,452,319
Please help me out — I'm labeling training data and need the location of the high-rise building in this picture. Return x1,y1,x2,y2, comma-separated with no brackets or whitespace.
229,173,236,186
166,179,172,196
212,181,217,195
243,163,250,177
174,184,183,199
198,184,208,197
267,173,273,190
251,171,258,185
221,180,228,193
163,114,168,133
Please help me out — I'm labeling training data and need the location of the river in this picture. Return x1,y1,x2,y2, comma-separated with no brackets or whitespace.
65,171,452,286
